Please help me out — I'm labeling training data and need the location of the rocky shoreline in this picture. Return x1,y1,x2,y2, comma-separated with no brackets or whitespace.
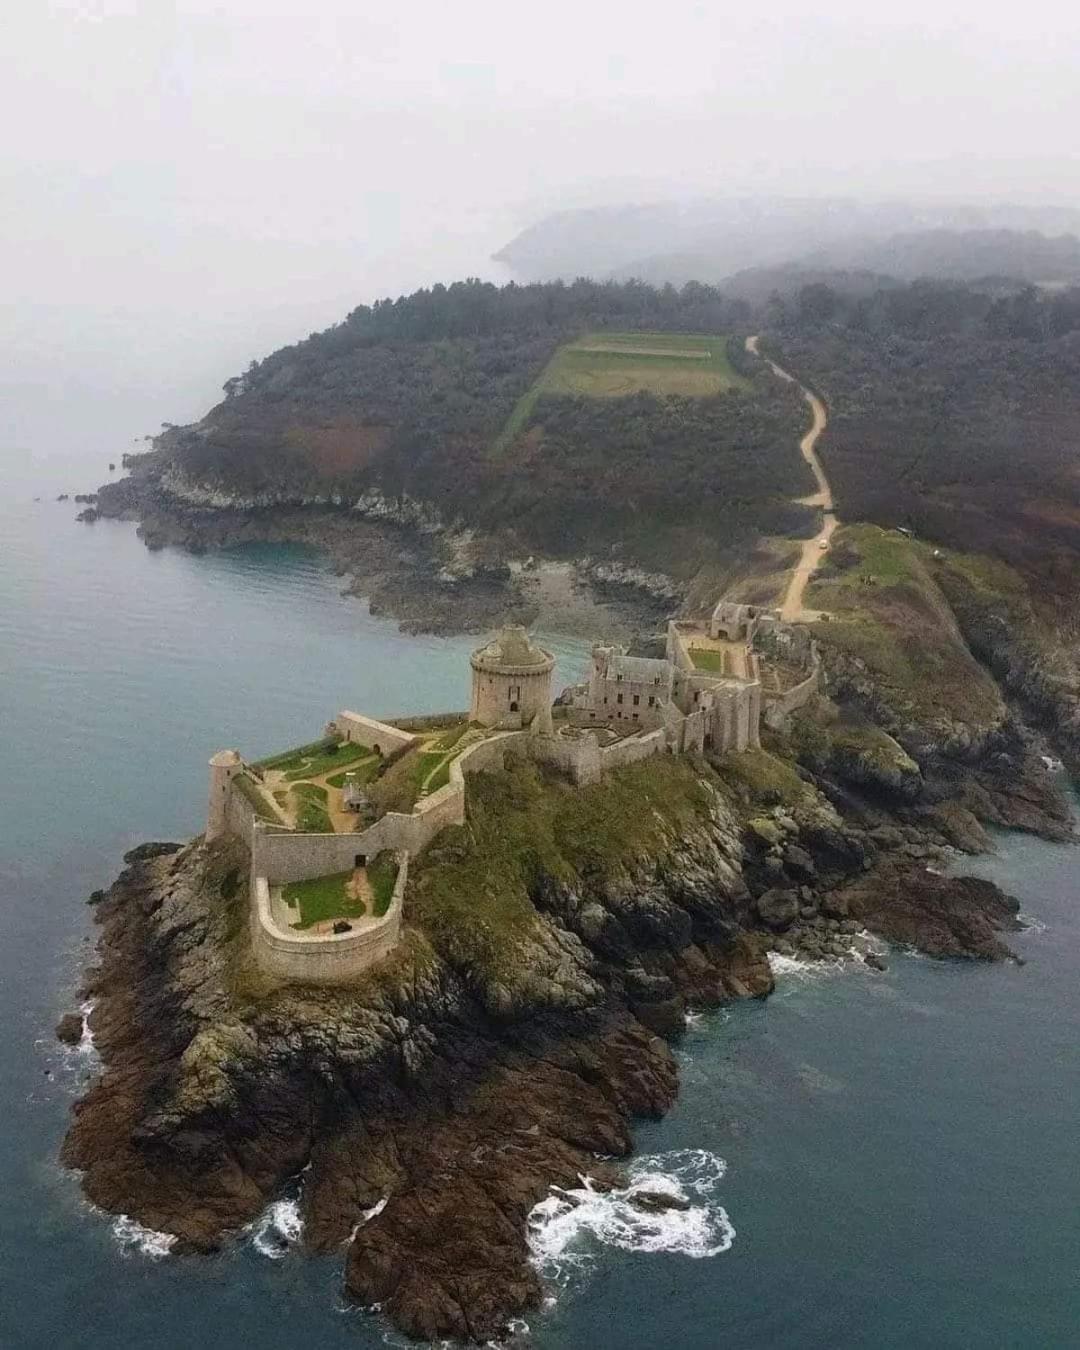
61,458,1080,1342
79,460,675,639
58,732,1056,1342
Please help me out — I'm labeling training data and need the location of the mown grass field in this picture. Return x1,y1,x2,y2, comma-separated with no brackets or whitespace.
495,331,747,452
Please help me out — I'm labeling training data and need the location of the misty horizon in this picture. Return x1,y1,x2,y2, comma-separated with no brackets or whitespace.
5,0,1080,464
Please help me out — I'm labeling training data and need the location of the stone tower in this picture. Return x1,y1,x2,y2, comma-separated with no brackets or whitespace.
469,626,555,729
206,748,242,843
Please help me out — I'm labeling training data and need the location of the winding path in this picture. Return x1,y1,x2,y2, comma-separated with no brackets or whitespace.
745,335,837,622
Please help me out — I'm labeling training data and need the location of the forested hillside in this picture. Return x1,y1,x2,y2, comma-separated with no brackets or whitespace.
151,278,815,575
769,280,1080,579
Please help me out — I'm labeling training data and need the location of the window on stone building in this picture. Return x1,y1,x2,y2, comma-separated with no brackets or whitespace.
617,693,623,705
616,673,623,682
632,712,639,721
648,696,655,707
633,694,640,706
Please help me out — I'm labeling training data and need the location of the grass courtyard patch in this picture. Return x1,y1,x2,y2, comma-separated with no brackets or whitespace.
283,872,364,929
252,736,340,773
368,851,400,917
326,757,381,790
689,648,727,673
232,772,283,823
282,742,376,782
292,782,333,833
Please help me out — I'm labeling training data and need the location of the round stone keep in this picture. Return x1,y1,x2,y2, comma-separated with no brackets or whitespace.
469,626,555,728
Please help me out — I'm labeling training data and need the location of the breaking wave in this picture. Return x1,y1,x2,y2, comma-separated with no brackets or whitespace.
250,1197,304,1258
527,1148,734,1288
112,1215,177,1259
54,999,100,1071
767,930,887,987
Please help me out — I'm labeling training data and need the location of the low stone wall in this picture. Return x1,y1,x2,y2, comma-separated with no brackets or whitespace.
390,710,469,732
599,727,667,769
250,856,407,984
335,711,416,755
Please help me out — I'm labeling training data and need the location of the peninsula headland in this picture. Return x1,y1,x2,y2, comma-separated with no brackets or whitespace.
64,274,1080,1342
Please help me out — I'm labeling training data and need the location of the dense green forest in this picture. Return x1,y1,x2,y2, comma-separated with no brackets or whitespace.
769,280,1080,576
152,271,1080,584
160,278,815,574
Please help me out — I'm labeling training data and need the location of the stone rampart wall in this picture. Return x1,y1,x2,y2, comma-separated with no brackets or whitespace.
531,733,603,785
763,665,820,727
336,711,416,755
248,730,527,884
225,783,258,841
599,727,667,769
251,826,371,885
250,857,407,984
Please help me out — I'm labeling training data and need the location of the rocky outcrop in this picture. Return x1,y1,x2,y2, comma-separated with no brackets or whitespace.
63,769,773,1342
937,564,1080,774
834,865,1024,961
62,738,1062,1339
89,460,674,638
55,1012,83,1045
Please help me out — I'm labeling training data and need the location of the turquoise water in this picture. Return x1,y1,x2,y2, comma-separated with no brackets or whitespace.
3,452,1079,1348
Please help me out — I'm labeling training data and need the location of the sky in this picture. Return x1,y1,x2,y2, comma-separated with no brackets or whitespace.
3,0,1080,466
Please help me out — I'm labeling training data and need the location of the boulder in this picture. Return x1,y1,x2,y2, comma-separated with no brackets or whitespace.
755,888,800,929
820,892,850,919
747,816,783,847
631,1189,692,1214
782,844,817,881
55,1012,84,1046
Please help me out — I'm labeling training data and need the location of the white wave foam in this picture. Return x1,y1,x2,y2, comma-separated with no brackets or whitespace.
47,999,102,1093
767,930,886,985
767,950,845,982
75,999,98,1056
250,1197,304,1258
349,1195,388,1240
482,1316,531,1349
112,1215,177,1259
1018,912,1048,934
527,1148,733,1287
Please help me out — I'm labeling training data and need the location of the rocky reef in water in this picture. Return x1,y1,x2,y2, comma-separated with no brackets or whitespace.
60,744,1051,1342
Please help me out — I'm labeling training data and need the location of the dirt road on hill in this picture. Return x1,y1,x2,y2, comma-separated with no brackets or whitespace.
746,335,837,621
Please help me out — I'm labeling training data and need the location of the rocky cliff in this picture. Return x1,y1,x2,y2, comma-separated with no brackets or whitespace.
62,748,1042,1342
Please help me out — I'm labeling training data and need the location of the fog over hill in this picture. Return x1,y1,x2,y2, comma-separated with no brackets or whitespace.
495,199,1080,288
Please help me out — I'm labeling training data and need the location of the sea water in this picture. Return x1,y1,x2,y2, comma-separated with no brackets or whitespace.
2,452,1079,1348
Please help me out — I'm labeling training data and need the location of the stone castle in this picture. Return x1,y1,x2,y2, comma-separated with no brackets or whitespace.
206,599,819,987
